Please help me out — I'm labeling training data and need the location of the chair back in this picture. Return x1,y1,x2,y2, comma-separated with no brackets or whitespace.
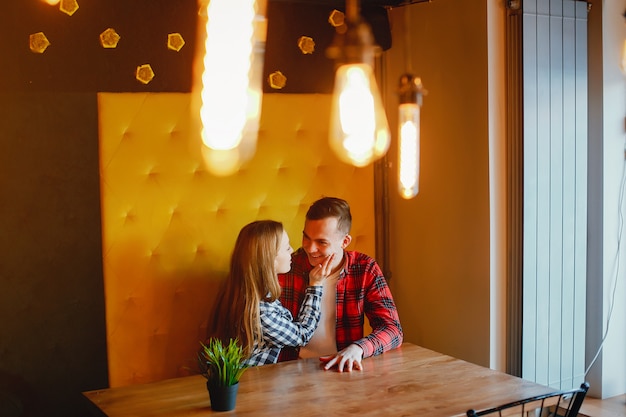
466,382,590,417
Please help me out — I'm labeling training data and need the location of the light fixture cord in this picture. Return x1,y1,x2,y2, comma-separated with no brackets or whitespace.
404,4,414,73
346,0,359,23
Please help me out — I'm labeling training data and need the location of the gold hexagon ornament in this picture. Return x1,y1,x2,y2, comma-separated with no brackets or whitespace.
60,0,79,16
167,33,185,51
136,64,155,84
268,71,287,90
328,9,345,27
29,32,51,53
297,36,315,55
100,28,121,48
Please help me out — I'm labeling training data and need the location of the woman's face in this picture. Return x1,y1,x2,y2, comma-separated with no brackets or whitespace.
274,230,293,274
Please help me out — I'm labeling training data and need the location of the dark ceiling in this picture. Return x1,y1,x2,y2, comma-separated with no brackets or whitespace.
0,0,428,94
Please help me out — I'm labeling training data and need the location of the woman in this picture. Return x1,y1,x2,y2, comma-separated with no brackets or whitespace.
208,220,333,366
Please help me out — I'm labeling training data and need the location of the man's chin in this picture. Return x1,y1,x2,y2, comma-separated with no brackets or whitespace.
306,255,321,267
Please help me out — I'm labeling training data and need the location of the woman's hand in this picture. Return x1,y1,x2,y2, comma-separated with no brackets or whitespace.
308,253,334,286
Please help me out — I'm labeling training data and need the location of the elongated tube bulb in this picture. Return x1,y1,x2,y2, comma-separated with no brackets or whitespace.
397,74,424,199
398,103,420,199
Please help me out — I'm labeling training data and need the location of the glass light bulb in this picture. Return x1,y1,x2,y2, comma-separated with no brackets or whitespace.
329,63,390,167
398,103,420,199
199,0,266,175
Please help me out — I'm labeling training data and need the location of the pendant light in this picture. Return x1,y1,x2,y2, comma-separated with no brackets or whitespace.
199,0,267,176
397,74,423,199
326,0,390,167
396,4,424,199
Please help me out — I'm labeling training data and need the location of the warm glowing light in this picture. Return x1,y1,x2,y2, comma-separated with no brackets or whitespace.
200,145,244,176
397,74,424,199
329,63,390,167
42,0,61,5
398,103,420,199
327,0,389,168
199,0,266,175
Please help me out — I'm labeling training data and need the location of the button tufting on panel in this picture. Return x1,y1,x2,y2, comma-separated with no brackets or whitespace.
257,205,268,217
215,206,228,218
146,168,159,182
295,127,308,140
124,296,138,306
123,211,136,224
191,164,206,178
194,244,206,257
99,93,376,387
169,129,181,141
169,207,180,219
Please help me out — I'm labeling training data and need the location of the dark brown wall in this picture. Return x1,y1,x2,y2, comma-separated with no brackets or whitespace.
0,93,107,416
0,0,198,414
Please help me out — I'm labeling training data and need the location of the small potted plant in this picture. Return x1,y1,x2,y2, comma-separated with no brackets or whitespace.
198,338,248,411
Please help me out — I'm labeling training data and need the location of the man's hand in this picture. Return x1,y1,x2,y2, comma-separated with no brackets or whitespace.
319,344,364,372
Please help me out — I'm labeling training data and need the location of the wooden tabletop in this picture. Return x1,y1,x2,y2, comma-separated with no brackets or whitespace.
83,343,555,416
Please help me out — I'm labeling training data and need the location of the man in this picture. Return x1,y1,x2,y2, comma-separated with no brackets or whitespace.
278,197,403,372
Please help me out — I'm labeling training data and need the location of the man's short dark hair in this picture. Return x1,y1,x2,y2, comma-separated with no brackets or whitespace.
306,197,352,234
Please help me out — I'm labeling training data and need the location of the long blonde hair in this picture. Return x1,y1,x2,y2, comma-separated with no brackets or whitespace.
208,220,283,356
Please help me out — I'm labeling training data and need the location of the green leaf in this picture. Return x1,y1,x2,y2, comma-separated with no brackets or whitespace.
198,338,248,387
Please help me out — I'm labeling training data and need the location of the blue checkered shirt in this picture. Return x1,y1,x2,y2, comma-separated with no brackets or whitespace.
244,286,323,366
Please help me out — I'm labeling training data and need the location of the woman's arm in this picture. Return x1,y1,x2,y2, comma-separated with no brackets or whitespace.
259,286,323,348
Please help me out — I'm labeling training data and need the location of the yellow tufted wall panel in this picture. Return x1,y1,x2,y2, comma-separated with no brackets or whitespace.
99,92,376,387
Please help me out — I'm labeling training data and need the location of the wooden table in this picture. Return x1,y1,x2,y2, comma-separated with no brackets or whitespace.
83,343,555,416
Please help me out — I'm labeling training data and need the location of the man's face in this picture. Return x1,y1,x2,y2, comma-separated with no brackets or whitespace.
302,217,351,272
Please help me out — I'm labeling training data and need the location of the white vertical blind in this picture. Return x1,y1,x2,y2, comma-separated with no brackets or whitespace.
522,0,588,390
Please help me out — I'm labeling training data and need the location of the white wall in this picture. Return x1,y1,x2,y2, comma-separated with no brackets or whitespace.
586,0,626,399
599,0,626,398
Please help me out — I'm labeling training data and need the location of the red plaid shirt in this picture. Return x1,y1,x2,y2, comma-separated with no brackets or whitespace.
278,248,403,361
